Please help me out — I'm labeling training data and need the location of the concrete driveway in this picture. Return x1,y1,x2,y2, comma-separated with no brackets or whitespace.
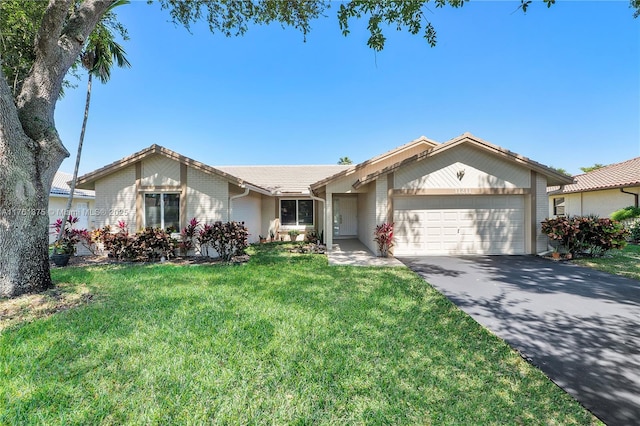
399,255,640,426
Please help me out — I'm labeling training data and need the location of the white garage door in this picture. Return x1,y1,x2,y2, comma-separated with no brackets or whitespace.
393,195,525,255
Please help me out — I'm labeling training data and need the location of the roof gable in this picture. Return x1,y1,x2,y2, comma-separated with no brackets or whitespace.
548,156,640,194
76,145,258,191
310,135,439,190
352,132,574,189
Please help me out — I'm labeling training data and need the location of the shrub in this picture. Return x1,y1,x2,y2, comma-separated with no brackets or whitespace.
204,221,248,261
95,222,176,261
541,216,578,254
630,221,640,243
288,229,300,242
541,215,629,257
611,206,640,222
211,222,249,261
374,223,394,257
180,217,200,255
50,215,93,255
197,223,214,257
135,227,176,260
305,229,320,244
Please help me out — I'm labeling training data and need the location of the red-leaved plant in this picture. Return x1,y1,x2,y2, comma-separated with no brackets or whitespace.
374,222,394,257
94,221,175,261
541,215,628,257
179,217,200,255
51,215,92,255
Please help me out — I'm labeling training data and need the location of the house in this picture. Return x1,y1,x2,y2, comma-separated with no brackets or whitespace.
49,171,96,244
547,157,640,218
75,132,572,256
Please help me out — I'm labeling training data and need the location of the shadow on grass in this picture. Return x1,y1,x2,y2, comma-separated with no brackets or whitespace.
1,246,599,424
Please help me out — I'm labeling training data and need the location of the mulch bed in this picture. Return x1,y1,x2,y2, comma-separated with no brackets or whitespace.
51,254,250,268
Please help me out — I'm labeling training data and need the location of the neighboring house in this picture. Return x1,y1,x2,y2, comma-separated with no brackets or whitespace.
75,132,572,256
49,171,96,244
548,157,640,218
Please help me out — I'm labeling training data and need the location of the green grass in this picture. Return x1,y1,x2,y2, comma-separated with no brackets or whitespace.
572,244,640,281
1,244,599,425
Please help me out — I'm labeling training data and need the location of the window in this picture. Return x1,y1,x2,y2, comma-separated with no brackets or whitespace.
280,199,314,226
553,197,565,216
145,193,180,230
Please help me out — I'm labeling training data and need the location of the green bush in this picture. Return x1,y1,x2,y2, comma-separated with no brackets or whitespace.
95,222,176,261
611,206,640,221
630,221,640,243
198,221,248,261
541,215,629,257
305,229,319,244
288,229,300,241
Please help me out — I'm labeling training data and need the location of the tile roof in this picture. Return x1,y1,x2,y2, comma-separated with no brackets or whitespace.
548,157,640,194
51,172,95,198
217,165,351,194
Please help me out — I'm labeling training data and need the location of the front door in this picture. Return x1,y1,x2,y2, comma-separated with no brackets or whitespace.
333,196,357,238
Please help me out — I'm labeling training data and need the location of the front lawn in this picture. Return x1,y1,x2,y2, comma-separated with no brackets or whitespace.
1,244,599,424
572,244,640,281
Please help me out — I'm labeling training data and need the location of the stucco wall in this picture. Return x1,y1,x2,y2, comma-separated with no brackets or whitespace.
357,184,376,253
140,154,180,186
231,193,261,243
186,167,227,224
549,187,640,218
395,145,530,190
536,174,549,253
94,164,137,231
48,197,96,236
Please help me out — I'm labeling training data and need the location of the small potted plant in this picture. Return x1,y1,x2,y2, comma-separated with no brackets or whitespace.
288,229,300,242
259,235,267,243
269,230,275,242
50,216,81,266
374,222,394,257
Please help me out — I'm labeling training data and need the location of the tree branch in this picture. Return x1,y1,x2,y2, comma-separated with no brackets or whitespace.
34,0,74,60
0,64,32,155
16,0,115,145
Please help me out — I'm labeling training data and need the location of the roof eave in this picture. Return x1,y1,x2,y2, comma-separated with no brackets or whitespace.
354,133,576,188
552,181,640,195
310,136,439,190
75,144,249,189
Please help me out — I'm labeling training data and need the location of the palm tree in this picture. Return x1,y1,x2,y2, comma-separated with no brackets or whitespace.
55,1,131,250
338,157,353,165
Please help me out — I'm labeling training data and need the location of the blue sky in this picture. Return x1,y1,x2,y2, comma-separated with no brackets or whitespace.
55,0,640,176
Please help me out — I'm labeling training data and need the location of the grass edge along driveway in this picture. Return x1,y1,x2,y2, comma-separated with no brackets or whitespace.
0,244,601,425
571,243,640,281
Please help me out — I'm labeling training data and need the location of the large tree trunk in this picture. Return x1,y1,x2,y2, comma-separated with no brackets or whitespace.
0,147,65,297
0,69,67,297
0,0,114,297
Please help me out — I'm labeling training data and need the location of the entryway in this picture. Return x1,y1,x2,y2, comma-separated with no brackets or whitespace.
333,195,357,239
328,239,403,267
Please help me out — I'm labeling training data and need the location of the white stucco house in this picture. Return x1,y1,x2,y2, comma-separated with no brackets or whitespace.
75,132,572,256
548,157,640,218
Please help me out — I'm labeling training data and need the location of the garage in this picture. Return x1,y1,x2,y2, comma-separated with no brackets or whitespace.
393,195,526,255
